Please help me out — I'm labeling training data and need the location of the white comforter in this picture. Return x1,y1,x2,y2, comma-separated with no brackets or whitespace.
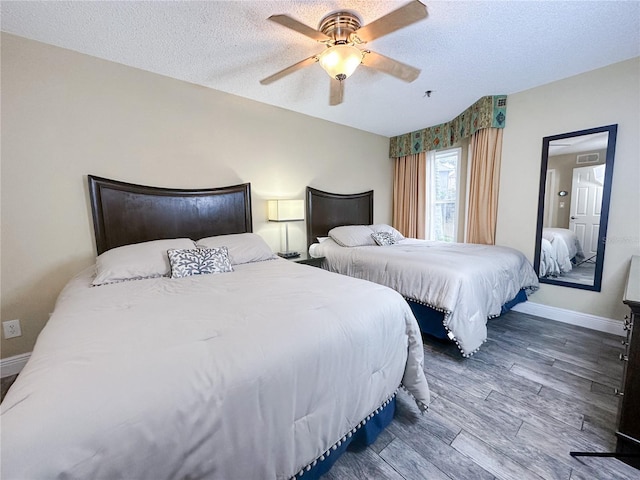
539,237,560,277
541,228,585,275
1,259,429,480
310,239,539,356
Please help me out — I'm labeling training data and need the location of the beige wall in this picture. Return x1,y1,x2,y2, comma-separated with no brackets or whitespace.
548,149,606,229
0,33,392,358
498,57,640,322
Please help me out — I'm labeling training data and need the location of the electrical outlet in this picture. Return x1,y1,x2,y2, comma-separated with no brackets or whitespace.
3,319,22,339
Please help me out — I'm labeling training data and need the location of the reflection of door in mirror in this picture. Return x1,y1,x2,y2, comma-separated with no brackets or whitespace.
534,125,617,292
570,164,604,258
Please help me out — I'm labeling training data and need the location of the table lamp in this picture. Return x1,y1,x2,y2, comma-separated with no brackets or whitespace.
267,199,305,258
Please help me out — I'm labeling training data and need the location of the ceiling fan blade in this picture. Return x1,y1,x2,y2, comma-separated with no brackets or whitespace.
268,14,331,42
362,50,420,82
352,1,428,44
260,55,319,85
329,78,344,106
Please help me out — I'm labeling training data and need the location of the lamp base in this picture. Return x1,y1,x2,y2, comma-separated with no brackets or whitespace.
277,251,300,259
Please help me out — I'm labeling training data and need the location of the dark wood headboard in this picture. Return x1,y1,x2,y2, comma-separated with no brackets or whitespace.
305,186,373,249
88,175,252,255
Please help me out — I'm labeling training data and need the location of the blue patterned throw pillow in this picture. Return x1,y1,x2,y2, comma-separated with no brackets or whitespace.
167,247,233,279
371,231,397,246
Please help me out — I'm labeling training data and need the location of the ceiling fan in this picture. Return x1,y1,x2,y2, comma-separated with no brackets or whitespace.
260,1,428,106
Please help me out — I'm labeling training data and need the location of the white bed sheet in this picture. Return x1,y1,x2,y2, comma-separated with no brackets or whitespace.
1,259,429,479
310,239,539,356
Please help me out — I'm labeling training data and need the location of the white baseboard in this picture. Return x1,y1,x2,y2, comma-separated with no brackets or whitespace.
1,352,31,378
512,301,624,337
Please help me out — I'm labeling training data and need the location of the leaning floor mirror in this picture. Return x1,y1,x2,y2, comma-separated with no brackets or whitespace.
533,124,618,291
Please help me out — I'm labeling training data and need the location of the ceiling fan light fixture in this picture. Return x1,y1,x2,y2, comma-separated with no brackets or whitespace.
318,44,363,81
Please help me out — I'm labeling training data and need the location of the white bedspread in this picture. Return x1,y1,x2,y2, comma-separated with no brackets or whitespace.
311,239,539,356
1,259,429,479
539,237,560,277
542,228,585,275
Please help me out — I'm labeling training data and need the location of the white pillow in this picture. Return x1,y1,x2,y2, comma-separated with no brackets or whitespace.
93,238,196,286
328,225,376,247
370,224,405,241
317,236,330,243
196,233,276,265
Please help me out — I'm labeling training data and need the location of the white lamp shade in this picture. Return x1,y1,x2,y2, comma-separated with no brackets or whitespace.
267,199,304,222
318,45,363,80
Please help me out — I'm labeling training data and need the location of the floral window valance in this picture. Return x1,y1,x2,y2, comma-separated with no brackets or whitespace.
389,95,507,158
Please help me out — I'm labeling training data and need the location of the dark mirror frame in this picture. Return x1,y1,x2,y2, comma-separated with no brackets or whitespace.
533,124,618,291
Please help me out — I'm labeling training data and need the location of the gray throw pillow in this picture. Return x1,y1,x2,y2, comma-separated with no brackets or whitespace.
167,247,233,279
371,232,397,246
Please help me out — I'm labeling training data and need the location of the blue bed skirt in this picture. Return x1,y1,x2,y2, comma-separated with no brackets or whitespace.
296,395,396,479
407,288,528,340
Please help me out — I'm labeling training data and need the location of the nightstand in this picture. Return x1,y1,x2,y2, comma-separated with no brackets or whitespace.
288,252,325,268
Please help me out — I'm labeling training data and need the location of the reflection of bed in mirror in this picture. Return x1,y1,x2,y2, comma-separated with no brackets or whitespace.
539,227,585,277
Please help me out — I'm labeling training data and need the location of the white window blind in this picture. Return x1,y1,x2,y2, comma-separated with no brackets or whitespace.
427,148,461,242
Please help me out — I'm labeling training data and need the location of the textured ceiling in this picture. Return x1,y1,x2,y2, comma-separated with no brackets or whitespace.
2,1,639,137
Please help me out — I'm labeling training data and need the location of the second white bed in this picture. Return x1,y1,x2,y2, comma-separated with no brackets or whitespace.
311,235,539,356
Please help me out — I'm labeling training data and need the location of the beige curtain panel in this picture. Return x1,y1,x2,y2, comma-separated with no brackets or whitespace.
393,152,426,239
466,128,503,245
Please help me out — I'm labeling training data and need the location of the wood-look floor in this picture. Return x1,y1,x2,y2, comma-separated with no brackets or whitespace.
326,310,639,480
1,311,637,479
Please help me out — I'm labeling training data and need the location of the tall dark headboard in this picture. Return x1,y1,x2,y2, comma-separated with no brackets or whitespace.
305,186,373,249
88,175,252,255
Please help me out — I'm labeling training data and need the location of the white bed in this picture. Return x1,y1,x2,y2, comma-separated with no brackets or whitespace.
540,227,585,277
310,226,539,357
1,178,430,480
539,237,560,277
305,187,540,358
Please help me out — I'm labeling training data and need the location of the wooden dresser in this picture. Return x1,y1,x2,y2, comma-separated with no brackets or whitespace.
617,255,640,467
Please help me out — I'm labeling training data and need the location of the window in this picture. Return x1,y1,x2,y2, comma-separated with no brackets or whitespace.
426,148,461,242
